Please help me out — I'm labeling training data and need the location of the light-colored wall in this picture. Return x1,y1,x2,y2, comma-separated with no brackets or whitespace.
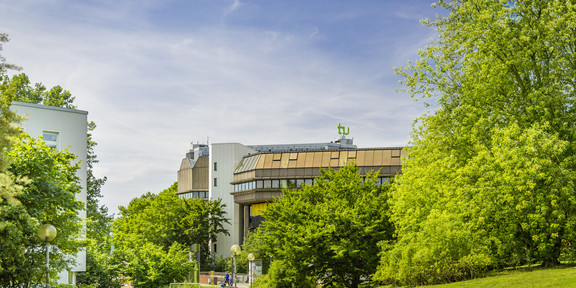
11,102,88,275
209,143,255,257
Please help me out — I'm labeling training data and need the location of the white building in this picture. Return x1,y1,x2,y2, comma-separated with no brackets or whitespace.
12,101,87,284
209,143,257,256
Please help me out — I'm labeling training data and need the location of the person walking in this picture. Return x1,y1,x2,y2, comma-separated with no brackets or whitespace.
224,272,230,286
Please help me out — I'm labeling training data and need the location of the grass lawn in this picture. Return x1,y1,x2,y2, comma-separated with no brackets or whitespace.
378,265,576,288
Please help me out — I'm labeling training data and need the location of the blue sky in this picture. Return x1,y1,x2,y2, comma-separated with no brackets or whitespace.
0,0,440,214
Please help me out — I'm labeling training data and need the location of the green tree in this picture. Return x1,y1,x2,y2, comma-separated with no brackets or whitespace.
120,242,194,287
112,183,230,287
376,0,576,285
0,33,22,72
1,67,113,286
6,73,75,109
0,73,24,172
254,165,394,288
76,121,117,287
1,134,84,287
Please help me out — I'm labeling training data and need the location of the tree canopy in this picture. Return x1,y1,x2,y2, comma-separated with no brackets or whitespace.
1,134,84,287
376,0,576,285
0,33,112,286
112,183,230,287
253,165,394,288
0,33,21,72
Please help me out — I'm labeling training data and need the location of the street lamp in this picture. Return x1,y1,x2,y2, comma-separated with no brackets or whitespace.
247,253,255,288
37,224,57,288
230,244,241,288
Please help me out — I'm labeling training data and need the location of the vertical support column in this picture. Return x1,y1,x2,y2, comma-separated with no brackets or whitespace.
46,243,49,288
243,205,250,241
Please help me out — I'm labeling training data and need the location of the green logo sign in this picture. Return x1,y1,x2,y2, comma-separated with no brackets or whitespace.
337,123,350,135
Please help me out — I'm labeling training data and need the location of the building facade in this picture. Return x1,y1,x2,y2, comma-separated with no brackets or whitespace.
231,147,406,243
177,134,406,257
11,102,88,284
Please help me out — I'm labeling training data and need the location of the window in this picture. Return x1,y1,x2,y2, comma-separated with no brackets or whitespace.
214,162,218,171
296,179,304,188
42,131,59,149
214,178,218,187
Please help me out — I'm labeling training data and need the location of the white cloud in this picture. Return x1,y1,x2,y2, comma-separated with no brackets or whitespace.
0,0,436,213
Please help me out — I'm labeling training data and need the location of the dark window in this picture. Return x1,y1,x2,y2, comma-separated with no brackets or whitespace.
214,162,218,171
214,178,218,187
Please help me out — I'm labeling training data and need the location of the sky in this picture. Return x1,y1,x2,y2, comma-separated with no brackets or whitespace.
0,0,440,215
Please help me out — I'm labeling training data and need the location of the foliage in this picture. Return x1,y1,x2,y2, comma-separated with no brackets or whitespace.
7,73,76,108
84,121,111,245
212,255,230,273
76,121,116,287
376,0,576,285
252,260,316,288
253,165,394,288
376,265,576,288
121,242,194,288
0,72,24,172
3,65,113,286
77,239,121,288
1,134,84,287
112,183,230,287
239,232,271,274
0,33,22,72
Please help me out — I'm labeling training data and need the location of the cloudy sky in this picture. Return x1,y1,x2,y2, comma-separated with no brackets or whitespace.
0,0,440,214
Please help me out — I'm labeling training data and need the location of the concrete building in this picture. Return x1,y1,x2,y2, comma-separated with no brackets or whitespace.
177,128,407,257
232,147,406,243
11,101,87,284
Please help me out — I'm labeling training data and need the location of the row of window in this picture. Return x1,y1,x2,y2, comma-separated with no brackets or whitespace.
234,177,390,192
178,191,208,199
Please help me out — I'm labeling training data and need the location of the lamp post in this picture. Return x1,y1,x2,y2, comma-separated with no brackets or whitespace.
247,253,255,288
230,244,241,288
37,224,57,288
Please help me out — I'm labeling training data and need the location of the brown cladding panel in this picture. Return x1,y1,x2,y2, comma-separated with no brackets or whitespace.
365,150,375,166
382,150,392,165
313,152,323,167
331,151,339,159
374,150,384,166
271,160,280,168
281,153,290,168
304,152,314,167
256,155,266,169
263,154,274,168
356,151,366,165
321,152,331,167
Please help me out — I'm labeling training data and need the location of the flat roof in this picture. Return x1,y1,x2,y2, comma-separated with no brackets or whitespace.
235,147,406,173
12,101,88,115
